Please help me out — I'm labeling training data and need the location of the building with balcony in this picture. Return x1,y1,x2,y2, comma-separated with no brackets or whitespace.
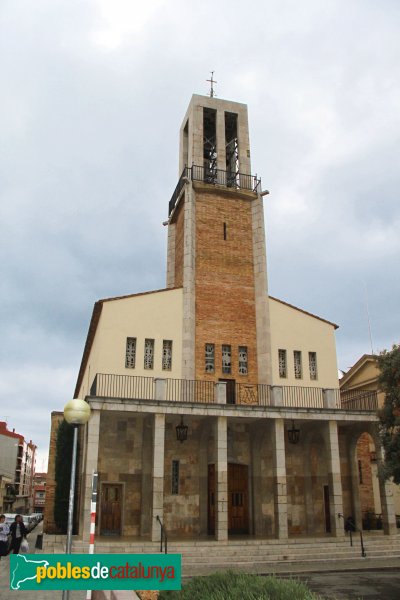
51,94,397,550
32,472,47,514
340,354,400,527
0,421,36,513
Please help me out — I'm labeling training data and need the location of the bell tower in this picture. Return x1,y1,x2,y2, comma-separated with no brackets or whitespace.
166,94,271,389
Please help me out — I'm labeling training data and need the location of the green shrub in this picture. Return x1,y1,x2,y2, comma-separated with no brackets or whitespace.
158,570,322,600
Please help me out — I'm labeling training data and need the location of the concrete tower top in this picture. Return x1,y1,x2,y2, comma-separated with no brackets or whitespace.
179,94,252,177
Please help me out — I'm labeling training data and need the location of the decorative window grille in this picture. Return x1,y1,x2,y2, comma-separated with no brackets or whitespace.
144,338,154,370
309,351,318,380
162,340,173,371
172,460,179,495
222,345,231,374
278,349,287,378
294,350,302,379
125,337,136,369
238,346,248,375
205,343,215,373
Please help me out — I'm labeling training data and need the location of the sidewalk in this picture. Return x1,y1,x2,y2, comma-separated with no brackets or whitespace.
0,523,86,600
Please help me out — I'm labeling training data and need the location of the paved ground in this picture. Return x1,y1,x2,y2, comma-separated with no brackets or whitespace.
0,523,85,600
1,526,399,599
294,569,400,599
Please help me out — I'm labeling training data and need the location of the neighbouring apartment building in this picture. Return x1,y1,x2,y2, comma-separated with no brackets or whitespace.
32,472,47,514
0,421,36,513
45,93,397,546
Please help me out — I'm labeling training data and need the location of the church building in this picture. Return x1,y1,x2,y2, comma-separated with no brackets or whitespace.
61,94,397,548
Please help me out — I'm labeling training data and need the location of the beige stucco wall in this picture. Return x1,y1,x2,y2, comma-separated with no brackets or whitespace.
269,297,339,388
342,359,381,390
77,288,183,398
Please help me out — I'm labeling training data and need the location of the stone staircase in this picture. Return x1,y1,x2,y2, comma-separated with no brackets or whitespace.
43,533,400,576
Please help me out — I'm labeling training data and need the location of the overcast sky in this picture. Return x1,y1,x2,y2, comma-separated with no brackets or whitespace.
1,0,399,469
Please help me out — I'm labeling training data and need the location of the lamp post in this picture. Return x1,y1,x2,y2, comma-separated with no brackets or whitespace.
62,398,91,600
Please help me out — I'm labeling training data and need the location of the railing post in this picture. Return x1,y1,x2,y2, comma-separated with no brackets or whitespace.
215,381,227,404
154,378,167,401
270,386,283,407
323,388,336,409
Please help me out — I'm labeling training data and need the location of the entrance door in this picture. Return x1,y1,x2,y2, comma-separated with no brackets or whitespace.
207,463,249,535
323,485,331,533
100,483,122,536
228,463,249,533
219,379,236,404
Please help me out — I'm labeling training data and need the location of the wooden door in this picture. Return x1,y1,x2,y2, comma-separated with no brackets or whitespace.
100,484,122,536
219,379,236,404
207,463,249,535
228,463,249,534
323,485,331,533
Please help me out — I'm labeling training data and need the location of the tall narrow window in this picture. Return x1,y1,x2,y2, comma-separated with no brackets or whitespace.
278,349,287,378
144,339,154,370
162,340,173,371
205,343,215,373
222,345,231,374
172,460,180,494
203,108,217,182
223,222,227,240
125,337,136,369
238,346,248,375
358,459,363,484
225,112,239,187
309,351,318,380
294,350,302,379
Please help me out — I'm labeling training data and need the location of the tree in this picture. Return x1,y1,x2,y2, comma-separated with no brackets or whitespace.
378,344,400,484
54,419,76,532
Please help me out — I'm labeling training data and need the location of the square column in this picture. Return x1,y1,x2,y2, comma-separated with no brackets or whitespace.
348,437,363,530
324,421,344,537
151,413,165,542
82,409,100,542
215,416,228,541
272,419,288,539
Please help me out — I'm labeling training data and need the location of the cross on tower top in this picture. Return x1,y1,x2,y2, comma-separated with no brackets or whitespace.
206,71,217,98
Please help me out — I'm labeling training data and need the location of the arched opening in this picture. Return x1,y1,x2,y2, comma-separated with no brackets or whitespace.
356,432,382,530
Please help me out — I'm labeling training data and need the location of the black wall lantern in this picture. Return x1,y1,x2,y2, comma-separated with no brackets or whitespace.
287,420,300,444
176,416,188,443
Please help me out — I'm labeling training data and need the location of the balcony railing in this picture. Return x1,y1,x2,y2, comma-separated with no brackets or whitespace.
165,379,215,403
89,374,378,411
340,389,378,411
90,373,155,400
168,165,262,216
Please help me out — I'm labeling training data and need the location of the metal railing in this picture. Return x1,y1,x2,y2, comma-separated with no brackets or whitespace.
165,378,215,403
156,515,168,554
340,389,378,411
89,373,378,413
281,386,326,408
90,373,155,400
338,513,366,557
168,164,262,216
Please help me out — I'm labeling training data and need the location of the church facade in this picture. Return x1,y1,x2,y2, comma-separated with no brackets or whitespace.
70,94,397,545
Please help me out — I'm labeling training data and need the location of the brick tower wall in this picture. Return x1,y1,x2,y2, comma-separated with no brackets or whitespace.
194,190,257,385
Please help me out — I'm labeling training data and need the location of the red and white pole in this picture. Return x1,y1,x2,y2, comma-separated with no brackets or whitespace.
86,471,98,600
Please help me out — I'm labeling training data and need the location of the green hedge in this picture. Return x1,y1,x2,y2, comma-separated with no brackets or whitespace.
159,571,322,600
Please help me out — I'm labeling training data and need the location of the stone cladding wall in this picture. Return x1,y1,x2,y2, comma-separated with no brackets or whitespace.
97,413,144,536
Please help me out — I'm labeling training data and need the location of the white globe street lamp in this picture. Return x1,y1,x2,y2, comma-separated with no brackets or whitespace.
62,399,91,600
